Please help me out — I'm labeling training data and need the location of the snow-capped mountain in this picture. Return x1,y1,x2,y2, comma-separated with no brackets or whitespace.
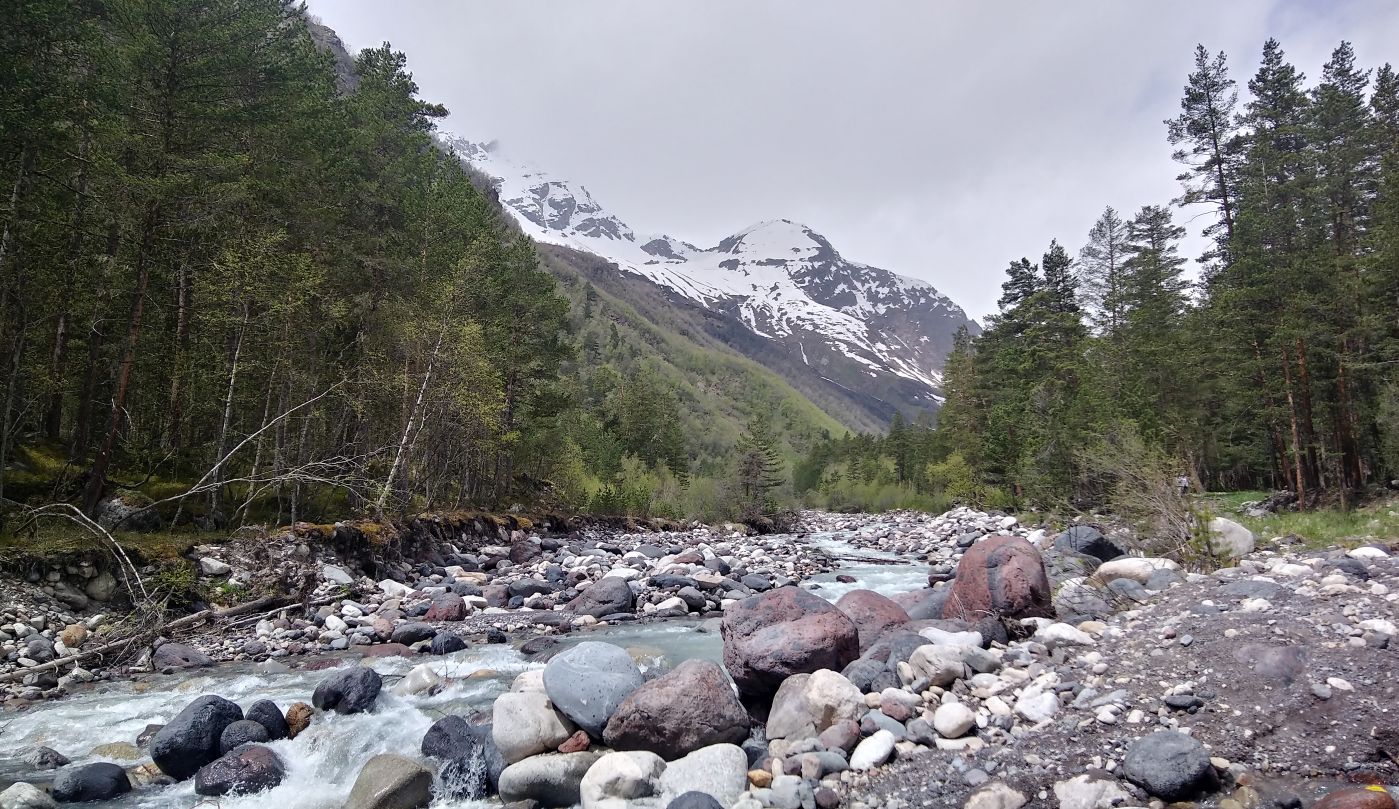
444,135,978,411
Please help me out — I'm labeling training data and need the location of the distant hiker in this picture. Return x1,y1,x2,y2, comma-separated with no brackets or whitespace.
1175,475,1190,496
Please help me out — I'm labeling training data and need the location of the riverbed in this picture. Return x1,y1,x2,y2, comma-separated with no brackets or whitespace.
0,523,930,808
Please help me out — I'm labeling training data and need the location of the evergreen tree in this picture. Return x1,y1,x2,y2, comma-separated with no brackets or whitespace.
1077,206,1131,337
1167,44,1242,268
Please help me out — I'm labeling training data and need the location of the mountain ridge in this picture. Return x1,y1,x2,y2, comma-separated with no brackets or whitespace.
444,135,980,420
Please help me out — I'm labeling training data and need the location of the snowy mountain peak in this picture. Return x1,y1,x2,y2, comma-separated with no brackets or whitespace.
444,132,978,411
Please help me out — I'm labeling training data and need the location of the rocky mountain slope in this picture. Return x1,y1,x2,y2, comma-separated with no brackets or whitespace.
446,136,979,424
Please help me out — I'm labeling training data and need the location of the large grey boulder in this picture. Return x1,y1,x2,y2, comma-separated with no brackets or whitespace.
344,753,434,809
1123,731,1216,801
765,670,864,740
1208,517,1256,560
151,642,214,670
603,659,749,760
543,642,643,737
421,715,504,798
312,666,382,714
492,691,576,763
498,751,604,807
52,762,131,802
194,744,285,796
565,577,635,619
579,750,666,809
1053,526,1125,563
150,695,244,780
658,744,748,807
0,782,57,809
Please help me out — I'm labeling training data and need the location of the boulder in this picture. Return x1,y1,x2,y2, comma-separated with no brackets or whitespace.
721,586,860,701
0,783,57,809
908,644,971,687
1122,730,1216,801
492,691,577,763
1053,774,1132,809
51,762,131,802
849,729,896,770
151,642,214,670
603,659,749,759
286,702,314,738
219,719,270,753
657,744,748,807
580,750,666,809
312,666,382,714
422,715,504,799
498,751,604,807
194,744,285,796
391,621,436,645
667,793,723,809
941,535,1052,622
150,694,244,780
245,699,289,740
344,753,434,809
834,590,910,652
424,592,468,621
765,670,864,740
1093,556,1179,586
566,577,635,619
1208,517,1256,559
430,631,468,655
543,642,644,737
1053,526,1125,563
96,494,161,531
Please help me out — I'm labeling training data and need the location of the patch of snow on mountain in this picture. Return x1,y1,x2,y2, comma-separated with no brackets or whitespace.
443,133,974,403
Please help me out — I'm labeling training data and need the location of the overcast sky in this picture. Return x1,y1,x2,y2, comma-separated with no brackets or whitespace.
305,0,1399,319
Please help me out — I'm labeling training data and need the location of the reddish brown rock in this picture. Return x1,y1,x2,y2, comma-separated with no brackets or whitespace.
424,593,467,621
941,535,1052,622
285,703,314,740
557,730,591,753
602,658,750,759
721,586,860,702
1314,788,1397,809
835,590,910,652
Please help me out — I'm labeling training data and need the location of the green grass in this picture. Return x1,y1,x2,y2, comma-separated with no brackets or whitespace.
1202,490,1399,549
1237,505,1399,548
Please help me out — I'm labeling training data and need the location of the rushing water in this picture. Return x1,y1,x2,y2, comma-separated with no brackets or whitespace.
802,531,931,602
0,525,924,807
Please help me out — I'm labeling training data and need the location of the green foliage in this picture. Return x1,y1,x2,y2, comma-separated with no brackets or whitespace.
0,1,579,524
934,38,1399,514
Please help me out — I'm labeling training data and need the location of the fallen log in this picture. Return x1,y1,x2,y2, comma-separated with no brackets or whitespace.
0,592,344,684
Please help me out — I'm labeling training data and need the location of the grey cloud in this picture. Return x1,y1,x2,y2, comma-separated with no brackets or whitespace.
305,0,1399,318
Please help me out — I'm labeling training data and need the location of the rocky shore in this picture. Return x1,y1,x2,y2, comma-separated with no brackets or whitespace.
2,507,1398,809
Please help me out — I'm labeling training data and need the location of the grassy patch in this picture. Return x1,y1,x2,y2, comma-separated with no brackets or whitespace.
1237,504,1399,548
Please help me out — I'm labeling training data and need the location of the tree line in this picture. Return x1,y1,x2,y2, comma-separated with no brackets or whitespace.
802,39,1399,513
1,0,818,530
1,0,577,526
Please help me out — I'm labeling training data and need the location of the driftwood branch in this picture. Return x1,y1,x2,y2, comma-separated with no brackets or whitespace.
0,592,347,684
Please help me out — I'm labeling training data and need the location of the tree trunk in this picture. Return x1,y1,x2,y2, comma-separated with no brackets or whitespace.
376,323,445,517
46,130,93,441
83,208,159,515
1293,337,1320,492
165,256,193,450
1281,346,1306,507
209,304,249,522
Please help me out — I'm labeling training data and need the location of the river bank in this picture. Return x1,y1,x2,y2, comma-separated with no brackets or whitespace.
2,507,1397,809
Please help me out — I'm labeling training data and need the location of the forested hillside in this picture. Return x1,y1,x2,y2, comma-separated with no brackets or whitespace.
0,0,827,528
800,40,1399,515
